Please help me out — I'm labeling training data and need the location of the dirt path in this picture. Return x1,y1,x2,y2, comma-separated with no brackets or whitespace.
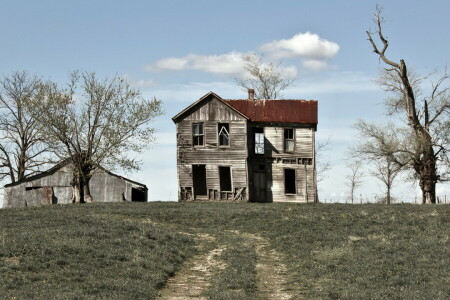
235,232,294,300
156,234,226,300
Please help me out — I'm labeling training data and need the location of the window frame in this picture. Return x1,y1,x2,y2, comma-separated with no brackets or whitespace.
192,122,204,147
284,128,295,153
284,168,297,195
254,127,265,155
218,123,230,147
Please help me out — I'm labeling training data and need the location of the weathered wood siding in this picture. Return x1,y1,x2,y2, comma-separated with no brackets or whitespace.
263,126,314,158
176,97,248,201
3,166,145,208
247,124,316,203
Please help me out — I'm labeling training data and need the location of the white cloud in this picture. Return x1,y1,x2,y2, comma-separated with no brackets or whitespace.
151,57,189,70
146,32,338,74
122,74,157,88
260,32,339,60
148,51,249,75
260,32,339,71
302,59,329,71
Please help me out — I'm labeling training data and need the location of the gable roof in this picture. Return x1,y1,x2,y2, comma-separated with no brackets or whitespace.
172,92,249,123
172,92,318,125
223,99,318,124
4,159,147,189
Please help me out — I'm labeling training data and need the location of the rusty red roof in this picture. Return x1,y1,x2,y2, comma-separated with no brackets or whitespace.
223,99,318,124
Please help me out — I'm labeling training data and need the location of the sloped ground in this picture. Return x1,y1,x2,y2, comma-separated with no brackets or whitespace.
1,202,449,299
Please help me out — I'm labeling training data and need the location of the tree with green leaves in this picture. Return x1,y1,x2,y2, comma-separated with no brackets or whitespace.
28,72,163,203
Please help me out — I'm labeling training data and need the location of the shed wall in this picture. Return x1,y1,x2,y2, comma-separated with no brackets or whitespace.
3,167,145,208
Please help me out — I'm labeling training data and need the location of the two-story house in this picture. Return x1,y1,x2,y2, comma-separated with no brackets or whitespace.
172,90,318,202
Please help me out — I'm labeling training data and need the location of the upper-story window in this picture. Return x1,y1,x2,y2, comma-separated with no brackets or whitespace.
192,123,204,146
284,128,295,152
218,123,230,146
254,127,264,154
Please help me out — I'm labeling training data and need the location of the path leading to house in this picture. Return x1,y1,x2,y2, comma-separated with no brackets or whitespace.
156,233,226,300
232,231,294,300
156,228,295,300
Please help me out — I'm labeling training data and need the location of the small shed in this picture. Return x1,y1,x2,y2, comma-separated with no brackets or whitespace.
3,161,147,208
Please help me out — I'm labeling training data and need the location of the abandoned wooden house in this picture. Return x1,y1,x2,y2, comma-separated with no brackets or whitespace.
172,90,318,202
3,161,148,208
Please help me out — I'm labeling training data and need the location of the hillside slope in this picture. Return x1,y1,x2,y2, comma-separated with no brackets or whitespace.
1,202,449,299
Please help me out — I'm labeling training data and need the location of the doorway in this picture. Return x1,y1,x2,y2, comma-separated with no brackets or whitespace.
192,164,207,198
253,172,266,202
132,187,146,202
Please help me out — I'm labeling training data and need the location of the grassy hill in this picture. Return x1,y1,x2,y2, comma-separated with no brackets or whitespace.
1,202,449,299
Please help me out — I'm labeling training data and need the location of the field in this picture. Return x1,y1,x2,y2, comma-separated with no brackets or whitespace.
1,202,449,299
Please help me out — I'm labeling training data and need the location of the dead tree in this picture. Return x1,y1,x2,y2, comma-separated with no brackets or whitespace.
371,157,402,204
366,6,450,203
237,54,295,99
353,121,405,204
28,72,163,203
0,71,51,183
345,160,364,204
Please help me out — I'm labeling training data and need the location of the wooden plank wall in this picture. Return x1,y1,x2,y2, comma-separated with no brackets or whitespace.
176,98,248,201
248,124,316,202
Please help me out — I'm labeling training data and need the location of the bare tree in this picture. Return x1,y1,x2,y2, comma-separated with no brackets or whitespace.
371,158,402,204
316,137,332,183
345,160,364,204
353,121,405,204
0,71,50,183
28,72,163,203
366,6,450,203
237,54,295,99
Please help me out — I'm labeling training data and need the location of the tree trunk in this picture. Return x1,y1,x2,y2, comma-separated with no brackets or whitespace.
420,177,436,204
418,146,437,204
71,176,81,203
81,176,93,203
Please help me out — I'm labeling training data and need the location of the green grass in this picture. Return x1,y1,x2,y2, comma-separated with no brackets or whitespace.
1,202,449,299
0,204,196,299
206,235,257,300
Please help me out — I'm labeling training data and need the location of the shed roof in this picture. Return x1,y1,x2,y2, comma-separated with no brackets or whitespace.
223,99,318,124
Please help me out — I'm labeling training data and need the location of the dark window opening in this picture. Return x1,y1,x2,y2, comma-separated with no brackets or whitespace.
284,169,296,194
219,166,232,192
193,165,207,196
192,123,204,146
132,187,146,202
218,123,230,146
254,127,264,154
284,128,295,152
25,186,42,191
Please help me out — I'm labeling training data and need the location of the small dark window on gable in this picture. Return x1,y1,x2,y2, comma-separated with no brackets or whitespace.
284,168,296,194
192,123,204,146
284,128,295,152
254,127,264,154
218,123,230,146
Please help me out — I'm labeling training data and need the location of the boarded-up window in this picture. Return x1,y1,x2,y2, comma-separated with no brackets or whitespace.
218,123,230,146
219,166,232,191
192,123,204,146
254,127,264,154
284,168,296,194
284,128,295,152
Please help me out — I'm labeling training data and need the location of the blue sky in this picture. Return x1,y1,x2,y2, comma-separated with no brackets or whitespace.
1,0,449,204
